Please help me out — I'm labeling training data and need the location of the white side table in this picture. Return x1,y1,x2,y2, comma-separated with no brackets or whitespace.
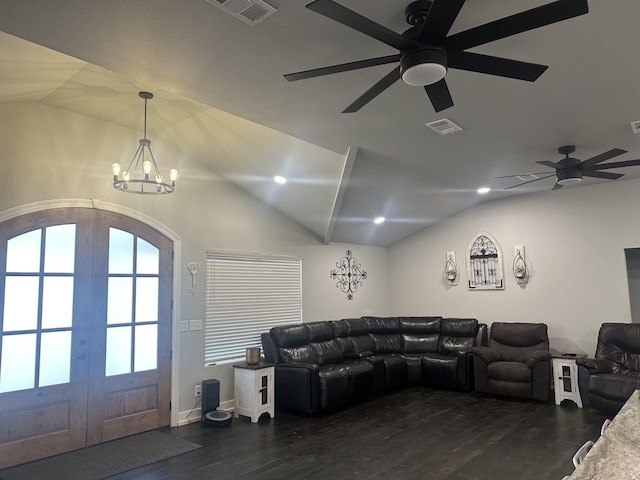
233,362,275,423
551,354,586,408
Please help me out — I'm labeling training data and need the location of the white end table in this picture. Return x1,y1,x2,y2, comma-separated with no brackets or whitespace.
233,362,275,423
552,354,586,408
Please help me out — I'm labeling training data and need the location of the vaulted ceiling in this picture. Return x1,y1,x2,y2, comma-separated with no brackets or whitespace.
1,0,639,247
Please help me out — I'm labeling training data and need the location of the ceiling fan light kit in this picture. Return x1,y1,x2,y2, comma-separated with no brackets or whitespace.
400,47,447,86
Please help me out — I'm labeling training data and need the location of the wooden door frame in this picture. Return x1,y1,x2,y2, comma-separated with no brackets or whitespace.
0,199,182,428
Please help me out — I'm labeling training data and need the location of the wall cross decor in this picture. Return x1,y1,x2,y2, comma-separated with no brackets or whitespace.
330,250,367,300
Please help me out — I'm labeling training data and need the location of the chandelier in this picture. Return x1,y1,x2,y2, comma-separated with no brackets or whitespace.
112,92,177,194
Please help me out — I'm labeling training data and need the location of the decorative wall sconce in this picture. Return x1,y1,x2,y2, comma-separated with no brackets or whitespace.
330,250,367,300
187,262,200,294
512,246,528,284
443,251,459,285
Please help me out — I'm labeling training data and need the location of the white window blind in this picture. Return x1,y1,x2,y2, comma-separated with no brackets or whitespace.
205,251,302,365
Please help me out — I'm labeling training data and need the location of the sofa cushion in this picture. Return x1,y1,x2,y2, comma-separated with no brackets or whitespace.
399,317,441,354
363,316,400,333
441,318,479,337
421,353,458,388
280,344,318,364
317,364,350,411
399,316,442,333
403,334,439,353
344,317,370,336
351,335,375,353
589,373,640,402
372,333,403,354
305,321,334,341
438,318,478,354
311,339,344,365
488,361,531,383
271,324,308,348
596,323,640,374
329,320,355,355
489,323,549,363
271,324,318,364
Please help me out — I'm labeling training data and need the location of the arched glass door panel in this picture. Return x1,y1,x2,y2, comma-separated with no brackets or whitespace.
0,224,76,393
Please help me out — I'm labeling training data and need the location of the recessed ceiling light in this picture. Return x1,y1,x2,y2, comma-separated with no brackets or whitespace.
374,216,386,224
274,175,287,184
477,187,491,195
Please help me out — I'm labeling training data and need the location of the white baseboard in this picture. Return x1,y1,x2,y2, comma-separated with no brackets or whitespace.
177,400,235,426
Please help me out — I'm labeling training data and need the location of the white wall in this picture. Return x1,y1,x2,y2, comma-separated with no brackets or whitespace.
0,102,389,420
388,177,640,357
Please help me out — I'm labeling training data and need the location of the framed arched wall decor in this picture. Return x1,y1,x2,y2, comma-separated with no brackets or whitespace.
466,232,504,290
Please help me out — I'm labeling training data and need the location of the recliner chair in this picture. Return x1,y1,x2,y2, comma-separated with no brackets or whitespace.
471,322,551,401
576,322,640,415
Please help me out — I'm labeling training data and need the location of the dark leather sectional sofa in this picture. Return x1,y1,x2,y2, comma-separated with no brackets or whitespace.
261,316,487,414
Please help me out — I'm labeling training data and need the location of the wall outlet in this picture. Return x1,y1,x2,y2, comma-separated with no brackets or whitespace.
189,319,202,331
179,320,189,332
194,384,202,398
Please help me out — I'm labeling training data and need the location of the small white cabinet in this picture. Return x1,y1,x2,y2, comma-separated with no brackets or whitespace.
233,363,275,423
552,355,585,408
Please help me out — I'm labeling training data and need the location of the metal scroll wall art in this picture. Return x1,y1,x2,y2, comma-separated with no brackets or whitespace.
466,233,504,290
330,250,367,300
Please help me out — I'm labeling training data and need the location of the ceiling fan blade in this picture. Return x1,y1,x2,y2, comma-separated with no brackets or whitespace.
446,0,589,51
504,173,556,189
578,148,627,169
284,55,401,81
418,0,465,43
424,78,453,112
552,182,564,190
448,52,547,81
536,160,568,170
306,0,416,51
585,159,640,170
495,172,553,179
582,171,625,180
342,67,400,113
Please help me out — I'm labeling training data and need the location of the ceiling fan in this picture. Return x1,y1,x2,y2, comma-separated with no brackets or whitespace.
499,146,640,190
284,0,589,113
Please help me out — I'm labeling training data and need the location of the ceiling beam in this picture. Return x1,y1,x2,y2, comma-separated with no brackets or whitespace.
324,146,358,245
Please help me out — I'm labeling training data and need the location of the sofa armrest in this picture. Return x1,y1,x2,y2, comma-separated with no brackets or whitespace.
575,357,614,374
526,350,551,368
470,346,501,364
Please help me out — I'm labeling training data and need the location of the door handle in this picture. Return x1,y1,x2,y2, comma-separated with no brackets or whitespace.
73,353,87,360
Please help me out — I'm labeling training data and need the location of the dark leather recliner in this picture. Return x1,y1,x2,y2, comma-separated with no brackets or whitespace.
471,322,551,401
576,323,640,415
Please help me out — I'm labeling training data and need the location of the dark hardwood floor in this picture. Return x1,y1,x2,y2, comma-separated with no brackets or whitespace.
110,388,608,480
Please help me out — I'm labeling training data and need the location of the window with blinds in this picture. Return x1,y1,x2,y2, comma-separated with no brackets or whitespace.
205,251,302,365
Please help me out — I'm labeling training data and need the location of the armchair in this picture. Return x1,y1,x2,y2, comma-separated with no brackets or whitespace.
575,323,640,415
471,322,551,401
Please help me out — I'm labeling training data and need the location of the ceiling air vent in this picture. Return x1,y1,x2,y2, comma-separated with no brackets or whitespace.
425,118,463,136
631,120,640,134
206,0,276,26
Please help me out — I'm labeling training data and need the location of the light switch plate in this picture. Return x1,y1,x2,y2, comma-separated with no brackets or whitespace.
189,319,202,331
179,320,189,332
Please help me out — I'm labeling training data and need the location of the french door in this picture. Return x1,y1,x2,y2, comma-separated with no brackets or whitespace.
0,208,173,468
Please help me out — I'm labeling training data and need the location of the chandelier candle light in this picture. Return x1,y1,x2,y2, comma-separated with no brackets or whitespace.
112,92,177,194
